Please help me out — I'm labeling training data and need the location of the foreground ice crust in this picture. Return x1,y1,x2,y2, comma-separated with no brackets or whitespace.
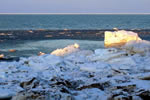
0,34,150,99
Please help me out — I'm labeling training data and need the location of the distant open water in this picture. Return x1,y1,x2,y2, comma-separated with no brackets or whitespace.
0,14,150,30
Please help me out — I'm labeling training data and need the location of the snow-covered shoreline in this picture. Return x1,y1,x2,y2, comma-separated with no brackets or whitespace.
1,30,150,100
0,47,150,100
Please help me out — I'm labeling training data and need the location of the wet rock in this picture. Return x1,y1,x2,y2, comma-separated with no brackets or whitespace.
0,56,20,62
77,81,110,91
132,96,142,100
12,91,46,100
50,77,79,90
0,54,4,58
112,95,132,100
38,52,45,56
138,73,150,80
9,49,17,52
20,77,36,89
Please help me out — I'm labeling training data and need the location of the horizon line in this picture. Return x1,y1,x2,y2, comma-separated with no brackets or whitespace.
0,13,150,15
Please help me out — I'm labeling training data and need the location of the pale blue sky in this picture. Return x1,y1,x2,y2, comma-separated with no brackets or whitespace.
0,0,150,13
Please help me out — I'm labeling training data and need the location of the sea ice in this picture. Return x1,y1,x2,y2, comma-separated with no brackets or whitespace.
51,43,80,56
104,30,141,48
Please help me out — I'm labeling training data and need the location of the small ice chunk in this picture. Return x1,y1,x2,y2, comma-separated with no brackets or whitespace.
51,43,80,56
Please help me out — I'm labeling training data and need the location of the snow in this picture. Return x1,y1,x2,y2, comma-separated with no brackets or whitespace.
1,31,150,99
0,45,150,99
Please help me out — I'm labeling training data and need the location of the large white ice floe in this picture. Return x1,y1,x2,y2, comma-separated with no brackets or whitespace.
1,32,150,99
105,30,150,55
104,30,141,48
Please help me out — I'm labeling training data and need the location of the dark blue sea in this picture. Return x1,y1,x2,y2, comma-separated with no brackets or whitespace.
0,14,150,30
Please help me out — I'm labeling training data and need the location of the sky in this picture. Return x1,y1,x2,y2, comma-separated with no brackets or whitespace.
0,0,150,13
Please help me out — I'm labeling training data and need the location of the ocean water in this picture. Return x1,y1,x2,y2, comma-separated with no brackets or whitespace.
0,40,104,57
0,14,150,57
0,14,150,30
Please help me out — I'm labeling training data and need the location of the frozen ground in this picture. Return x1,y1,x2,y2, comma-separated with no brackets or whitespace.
0,42,150,100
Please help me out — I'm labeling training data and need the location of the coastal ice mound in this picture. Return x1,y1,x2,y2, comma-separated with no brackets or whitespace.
123,40,150,54
51,43,80,56
104,30,141,48
1,30,150,100
104,30,150,55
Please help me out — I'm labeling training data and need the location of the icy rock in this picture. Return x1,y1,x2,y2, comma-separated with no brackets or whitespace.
104,30,141,48
0,88,15,99
133,80,150,90
12,91,45,100
88,48,127,62
113,95,132,100
27,55,63,71
75,50,93,56
132,96,142,100
12,94,26,100
44,54,63,65
74,88,109,100
94,48,118,55
138,73,150,80
51,43,80,56
79,62,110,72
64,50,93,64
123,40,150,54
108,57,136,70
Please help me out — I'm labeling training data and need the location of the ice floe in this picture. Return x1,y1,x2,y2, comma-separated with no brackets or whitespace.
104,30,141,48
51,43,80,56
